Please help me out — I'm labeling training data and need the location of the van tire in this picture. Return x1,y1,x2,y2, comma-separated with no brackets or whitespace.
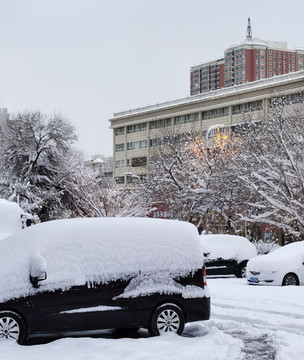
148,303,185,336
237,261,248,278
0,311,27,344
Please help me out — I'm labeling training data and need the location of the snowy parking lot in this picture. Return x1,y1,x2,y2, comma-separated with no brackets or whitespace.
1,278,304,360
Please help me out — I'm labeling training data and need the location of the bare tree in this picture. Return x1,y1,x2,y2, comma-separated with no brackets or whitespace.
237,97,304,240
145,126,245,233
0,111,103,221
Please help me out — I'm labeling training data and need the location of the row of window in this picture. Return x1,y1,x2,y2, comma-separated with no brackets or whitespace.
150,133,196,148
273,92,304,105
150,128,231,146
115,114,199,136
115,157,147,168
204,126,229,139
127,140,147,150
115,91,304,146
116,140,148,152
175,113,199,124
232,100,263,114
115,174,147,184
150,118,172,129
202,107,229,119
115,123,147,135
127,123,147,133
150,137,170,147
116,118,172,136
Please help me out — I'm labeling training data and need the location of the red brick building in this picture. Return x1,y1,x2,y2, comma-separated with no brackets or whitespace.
190,18,304,95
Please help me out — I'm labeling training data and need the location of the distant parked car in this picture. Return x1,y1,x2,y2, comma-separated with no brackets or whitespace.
0,199,22,241
0,217,210,344
200,234,257,278
247,241,304,286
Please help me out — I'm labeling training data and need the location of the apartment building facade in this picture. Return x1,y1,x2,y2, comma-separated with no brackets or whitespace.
190,18,304,95
110,71,304,185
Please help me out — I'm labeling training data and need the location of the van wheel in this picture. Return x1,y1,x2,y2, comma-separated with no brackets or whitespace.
148,303,185,336
237,261,248,278
0,311,26,344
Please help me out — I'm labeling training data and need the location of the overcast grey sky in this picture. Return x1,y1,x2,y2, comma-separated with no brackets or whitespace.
1,0,303,157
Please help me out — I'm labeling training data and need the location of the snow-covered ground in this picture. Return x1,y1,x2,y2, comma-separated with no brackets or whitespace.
1,278,303,359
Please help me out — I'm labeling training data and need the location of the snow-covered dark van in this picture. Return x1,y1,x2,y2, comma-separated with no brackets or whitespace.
0,217,210,344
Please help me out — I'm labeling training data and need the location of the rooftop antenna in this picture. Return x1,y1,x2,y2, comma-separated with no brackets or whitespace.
246,17,253,42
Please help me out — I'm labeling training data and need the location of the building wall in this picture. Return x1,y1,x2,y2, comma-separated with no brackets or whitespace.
190,40,304,94
110,72,304,185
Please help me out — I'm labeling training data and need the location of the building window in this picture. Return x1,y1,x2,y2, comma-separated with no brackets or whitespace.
115,160,124,168
127,123,147,133
175,115,185,124
232,101,262,114
131,157,147,167
115,176,124,184
127,140,147,150
115,127,125,136
207,126,229,139
174,113,199,125
116,143,125,152
150,138,162,146
219,107,229,117
203,109,218,119
203,108,229,119
150,118,172,129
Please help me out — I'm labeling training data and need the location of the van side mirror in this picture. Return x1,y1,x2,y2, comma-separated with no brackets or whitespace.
29,254,47,288
30,272,47,288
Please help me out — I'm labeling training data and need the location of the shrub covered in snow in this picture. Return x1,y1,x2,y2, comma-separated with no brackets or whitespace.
252,239,280,255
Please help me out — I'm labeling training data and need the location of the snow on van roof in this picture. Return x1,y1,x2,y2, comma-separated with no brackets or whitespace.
0,217,204,302
200,234,257,261
0,199,22,241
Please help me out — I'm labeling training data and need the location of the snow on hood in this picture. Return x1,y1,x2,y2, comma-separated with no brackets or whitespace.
200,234,257,261
0,199,22,240
247,241,304,273
0,217,204,303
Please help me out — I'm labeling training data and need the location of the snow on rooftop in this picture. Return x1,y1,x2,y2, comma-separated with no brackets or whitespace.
92,157,105,164
112,70,304,120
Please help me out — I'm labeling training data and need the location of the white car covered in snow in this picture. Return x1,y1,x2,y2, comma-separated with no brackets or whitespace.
247,241,304,286
200,234,257,278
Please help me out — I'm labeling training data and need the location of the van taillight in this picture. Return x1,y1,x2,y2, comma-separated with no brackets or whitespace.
202,267,207,287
